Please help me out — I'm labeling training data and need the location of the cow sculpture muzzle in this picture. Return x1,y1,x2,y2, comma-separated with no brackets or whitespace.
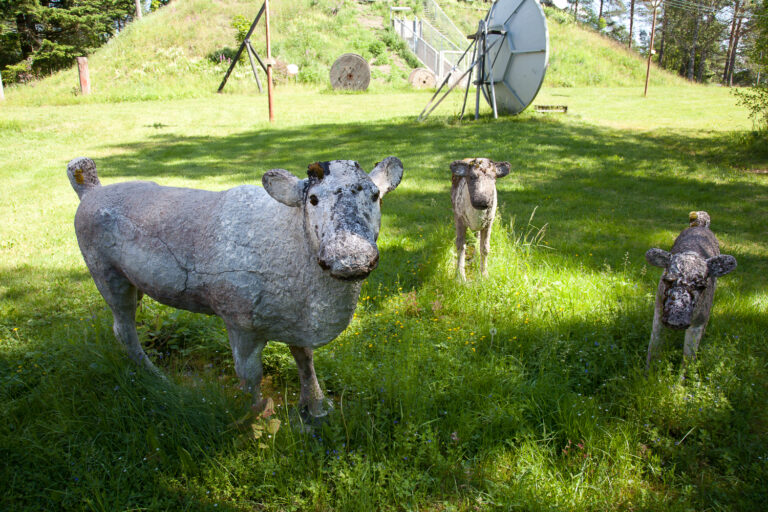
662,286,696,329
318,231,379,280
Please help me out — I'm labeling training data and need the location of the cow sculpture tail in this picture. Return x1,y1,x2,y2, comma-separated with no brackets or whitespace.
67,157,102,199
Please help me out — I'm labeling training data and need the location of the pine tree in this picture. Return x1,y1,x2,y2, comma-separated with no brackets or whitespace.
1,0,137,82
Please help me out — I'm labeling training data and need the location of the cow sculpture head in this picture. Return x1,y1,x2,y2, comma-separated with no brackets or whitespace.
450,158,510,210
263,157,403,280
645,248,736,329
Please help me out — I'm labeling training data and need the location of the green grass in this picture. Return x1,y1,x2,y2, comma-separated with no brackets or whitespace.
1,85,767,510
0,1,686,107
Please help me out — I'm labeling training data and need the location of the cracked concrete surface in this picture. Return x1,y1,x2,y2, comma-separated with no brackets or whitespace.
67,156,403,419
645,211,737,368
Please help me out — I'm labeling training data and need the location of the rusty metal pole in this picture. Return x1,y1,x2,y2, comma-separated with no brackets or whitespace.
643,0,660,97
77,57,91,95
265,0,275,123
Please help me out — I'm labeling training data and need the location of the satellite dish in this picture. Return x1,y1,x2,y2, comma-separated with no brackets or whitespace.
418,0,548,121
480,0,549,114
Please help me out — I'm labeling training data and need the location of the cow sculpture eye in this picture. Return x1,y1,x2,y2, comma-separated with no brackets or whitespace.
371,190,380,202
309,195,319,206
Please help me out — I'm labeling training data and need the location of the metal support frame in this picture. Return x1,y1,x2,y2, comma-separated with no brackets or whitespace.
217,3,266,93
418,3,503,123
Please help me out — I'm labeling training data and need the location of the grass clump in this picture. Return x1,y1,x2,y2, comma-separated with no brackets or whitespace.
1,85,766,510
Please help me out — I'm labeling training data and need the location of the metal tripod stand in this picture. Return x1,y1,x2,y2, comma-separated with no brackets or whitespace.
418,9,505,122
217,3,268,93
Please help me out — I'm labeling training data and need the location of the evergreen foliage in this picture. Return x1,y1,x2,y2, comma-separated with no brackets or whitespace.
733,0,768,130
0,0,139,83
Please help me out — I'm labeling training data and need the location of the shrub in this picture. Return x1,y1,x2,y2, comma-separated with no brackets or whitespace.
2,58,34,84
733,85,768,132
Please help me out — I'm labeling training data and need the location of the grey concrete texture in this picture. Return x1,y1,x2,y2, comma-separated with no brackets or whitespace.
67,156,403,419
645,211,737,369
450,158,510,281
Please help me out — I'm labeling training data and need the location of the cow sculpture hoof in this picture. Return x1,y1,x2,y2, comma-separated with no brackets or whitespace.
290,398,335,430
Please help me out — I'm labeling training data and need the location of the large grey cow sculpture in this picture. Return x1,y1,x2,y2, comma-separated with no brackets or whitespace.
450,158,510,280
645,211,737,369
68,156,403,420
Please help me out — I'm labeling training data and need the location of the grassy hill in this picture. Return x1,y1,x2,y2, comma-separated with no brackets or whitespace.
1,0,686,106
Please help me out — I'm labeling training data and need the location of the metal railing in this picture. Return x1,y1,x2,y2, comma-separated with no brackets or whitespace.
422,0,468,49
391,10,469,83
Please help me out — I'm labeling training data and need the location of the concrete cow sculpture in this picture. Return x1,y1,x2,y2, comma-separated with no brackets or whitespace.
645,211,737,369
450,158,510,280
68,156,403,420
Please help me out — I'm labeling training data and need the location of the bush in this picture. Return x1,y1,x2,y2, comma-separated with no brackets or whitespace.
733,85,768,132
208,47,238,66
368,40,386,59
2,58,34,84
231,14,251,44
381,28,420,69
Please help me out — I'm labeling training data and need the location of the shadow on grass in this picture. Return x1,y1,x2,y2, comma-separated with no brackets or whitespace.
95,114,768,292
3,115,768,509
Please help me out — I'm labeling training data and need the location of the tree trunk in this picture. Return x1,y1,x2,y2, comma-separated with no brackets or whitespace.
658,5,666,66
687,8,700,81
723,0,740,82
697,49,706,82
599,0,604,20
135,0,143,19
15,14,35,58
628,0,635,49
728,16,743,86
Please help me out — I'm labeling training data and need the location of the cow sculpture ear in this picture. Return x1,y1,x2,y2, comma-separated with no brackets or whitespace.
494,161,511,178
707,254,737,277
646,248,671,268
262,169,305,207
450,160,469,177
369,157,403,198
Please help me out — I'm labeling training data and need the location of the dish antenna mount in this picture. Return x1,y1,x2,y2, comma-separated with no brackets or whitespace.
419,0,549,121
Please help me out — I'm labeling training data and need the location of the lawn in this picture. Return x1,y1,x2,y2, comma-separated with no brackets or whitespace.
1,85,767,511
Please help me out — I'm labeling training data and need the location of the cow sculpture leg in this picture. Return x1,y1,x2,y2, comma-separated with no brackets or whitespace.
227,325,267,411
290,346,332,420
646,282,665,370
92,267,160,375
455,218,467,281
683,325,706,361
479,226,492,278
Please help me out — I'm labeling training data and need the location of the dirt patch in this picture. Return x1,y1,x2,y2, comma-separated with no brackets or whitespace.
358,14,384,30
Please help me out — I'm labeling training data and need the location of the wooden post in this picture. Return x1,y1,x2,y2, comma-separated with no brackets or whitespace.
265,0,275,123
135,0,143,19
643,0,660,97
77,57,91,95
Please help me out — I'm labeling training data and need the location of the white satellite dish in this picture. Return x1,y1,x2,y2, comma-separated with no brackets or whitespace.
419,0,549,121
481,0,549,115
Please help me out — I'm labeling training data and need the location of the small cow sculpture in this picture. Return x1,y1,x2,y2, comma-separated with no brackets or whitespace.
68,156,403,420
645,211,737,369
450,158,510,280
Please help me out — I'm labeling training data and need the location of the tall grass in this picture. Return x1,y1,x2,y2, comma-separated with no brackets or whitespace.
1,85,766,510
